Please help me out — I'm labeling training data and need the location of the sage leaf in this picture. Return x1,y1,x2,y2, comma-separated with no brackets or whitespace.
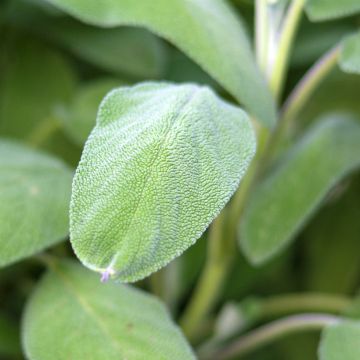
70,82,256,282
306,0,360,21
340,32,360,75
240,115,360,265
319,321,360,360
60,79,123,145
22,260,195,360
0,140,73,267
41,0,276,128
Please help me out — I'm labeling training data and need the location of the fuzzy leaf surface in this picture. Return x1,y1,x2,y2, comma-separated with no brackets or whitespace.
70,82,256,282
23,260,194,360
41,0,276,127
319,321,360,360
240,115,360,265
0,141,73,267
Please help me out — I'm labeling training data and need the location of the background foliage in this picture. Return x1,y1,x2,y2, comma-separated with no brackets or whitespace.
0,0,360,359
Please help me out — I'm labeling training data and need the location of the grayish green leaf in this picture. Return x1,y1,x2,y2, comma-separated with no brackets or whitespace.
319,321,360,360
340,31,360,75
240,115,360,265
42,0,276,127
71,82,256,282
22,260,195,360
306,0,360,21
60,79,123,145
0,140,73,267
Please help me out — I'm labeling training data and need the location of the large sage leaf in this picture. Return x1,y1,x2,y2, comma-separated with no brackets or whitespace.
306,0,360,21
41,0,276,128
339,32,360,75
0,140,73,267
319,321,360,360
70,82,256,282
22,260,195,360
240,115,360,265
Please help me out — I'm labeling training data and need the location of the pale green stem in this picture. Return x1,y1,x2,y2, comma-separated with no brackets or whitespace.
262,45,340,164
180,123,269,341
179,0,303,341
256,0,269,75
180,211,230,340
209,314,339,360
260,293,350,318
281,45,340,128
270,0,306,99
27,116,61,148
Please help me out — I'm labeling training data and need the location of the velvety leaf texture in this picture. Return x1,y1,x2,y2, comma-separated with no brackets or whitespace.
42,0,276,128
22,260,195,360
306,0,360,21
70,82,256,282
340,32,360,75
0,140,73,267
319,321,360,360
240,115,360,265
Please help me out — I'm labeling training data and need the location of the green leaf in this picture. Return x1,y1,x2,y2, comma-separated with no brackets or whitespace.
41,0,276,127
22,260,195,360
240,115,360,265
319,321,360,360
7,1,167,79
0,35,75,139
60,79,123,145
0,140,73,267
306,0,360,21
291,19,354,67
339,31,360,75
52,24,167,79
70,82,256,282
303,175,360,293
296,69,360,125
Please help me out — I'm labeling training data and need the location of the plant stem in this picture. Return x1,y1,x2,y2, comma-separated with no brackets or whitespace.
180,211,231,340
259,293,351,319
208,314,339,360
180,123,268,341
270,0,306,100
180,0,305,341
281,45,340,128
262,45,340,164
255,0,269,75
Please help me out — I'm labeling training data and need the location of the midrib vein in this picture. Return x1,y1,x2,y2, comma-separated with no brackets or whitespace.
53,264,125,358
